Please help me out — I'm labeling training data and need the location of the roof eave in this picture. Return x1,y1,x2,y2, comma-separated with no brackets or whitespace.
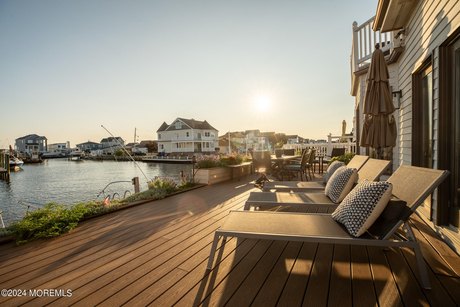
373,0,419,33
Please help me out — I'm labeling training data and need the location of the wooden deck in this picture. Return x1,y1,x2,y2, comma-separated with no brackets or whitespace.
0,176,459,306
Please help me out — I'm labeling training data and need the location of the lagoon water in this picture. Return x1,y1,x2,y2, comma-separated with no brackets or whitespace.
0,158,193,226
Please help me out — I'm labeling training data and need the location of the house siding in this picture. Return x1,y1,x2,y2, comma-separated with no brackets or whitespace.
157,118,218,154
353,0,460,224
395,0,459,222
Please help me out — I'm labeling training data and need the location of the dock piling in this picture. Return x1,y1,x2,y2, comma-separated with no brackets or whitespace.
0,152,10,182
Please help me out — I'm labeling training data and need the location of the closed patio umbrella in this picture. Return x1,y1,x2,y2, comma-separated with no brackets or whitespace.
360,44,396,157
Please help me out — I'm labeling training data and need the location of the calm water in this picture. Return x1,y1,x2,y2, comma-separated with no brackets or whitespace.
0,159,193,226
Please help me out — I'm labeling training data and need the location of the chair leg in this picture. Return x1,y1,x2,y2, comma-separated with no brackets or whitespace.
413,243,431,289
207,232,221,270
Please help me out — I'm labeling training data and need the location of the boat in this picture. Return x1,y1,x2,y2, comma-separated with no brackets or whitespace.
69,148,84,161
8,145,24,169
9,156,24,167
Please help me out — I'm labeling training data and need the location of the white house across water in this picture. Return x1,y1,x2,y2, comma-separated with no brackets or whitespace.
157,118,218,154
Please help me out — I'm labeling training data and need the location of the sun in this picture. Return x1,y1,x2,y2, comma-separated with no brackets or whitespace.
253,94,272,113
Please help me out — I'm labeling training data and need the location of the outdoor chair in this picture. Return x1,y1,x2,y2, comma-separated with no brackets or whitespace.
244,159,390,210
263,155,385,192
207,165,450,289
321,147,346,168
279,148,311,181
251,150,279,188
304,148,316,181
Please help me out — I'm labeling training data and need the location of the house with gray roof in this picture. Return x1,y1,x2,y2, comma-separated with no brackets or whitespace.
157,118,218,154
15,134,47,154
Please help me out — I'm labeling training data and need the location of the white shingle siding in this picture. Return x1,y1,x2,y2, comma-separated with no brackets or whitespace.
354,0,460,223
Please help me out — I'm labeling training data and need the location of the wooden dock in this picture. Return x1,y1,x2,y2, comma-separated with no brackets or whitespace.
0,176,459,306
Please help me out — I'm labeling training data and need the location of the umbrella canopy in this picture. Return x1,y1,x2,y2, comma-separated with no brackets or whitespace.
361,45,396,149
361,114,396,148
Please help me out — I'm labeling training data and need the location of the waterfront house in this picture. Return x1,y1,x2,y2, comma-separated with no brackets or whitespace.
43,142,71,157
156,118,218,154
219,131,246,153
138,140,157,153
286,135,307,144
14,134,47,155
351,0,460,251
48,142,70,153
100,137,124,148
76,141,101,153
244,129,271,151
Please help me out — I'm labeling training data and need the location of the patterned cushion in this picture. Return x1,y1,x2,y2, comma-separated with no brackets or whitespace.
324,166,358,203
331,180,393,237
323,161,345,183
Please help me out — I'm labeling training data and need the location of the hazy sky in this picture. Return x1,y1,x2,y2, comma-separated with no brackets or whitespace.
0,0,377,148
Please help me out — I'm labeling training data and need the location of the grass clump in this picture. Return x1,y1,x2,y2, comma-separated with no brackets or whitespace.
7,201,114,245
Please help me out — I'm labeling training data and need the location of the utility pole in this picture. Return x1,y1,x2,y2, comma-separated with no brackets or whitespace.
228,132,231,154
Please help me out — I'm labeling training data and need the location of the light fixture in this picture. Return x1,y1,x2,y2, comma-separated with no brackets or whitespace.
392,89,402,109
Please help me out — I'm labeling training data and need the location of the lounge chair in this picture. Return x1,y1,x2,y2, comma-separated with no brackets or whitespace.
262,155,374,192
246,158,391,210
207,165,450,289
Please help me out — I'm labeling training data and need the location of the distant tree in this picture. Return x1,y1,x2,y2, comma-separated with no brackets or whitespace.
145,142,157,153
273,133,288,148
114,149,124,157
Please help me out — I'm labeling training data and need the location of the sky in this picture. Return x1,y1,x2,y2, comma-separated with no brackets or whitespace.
0,0,377,148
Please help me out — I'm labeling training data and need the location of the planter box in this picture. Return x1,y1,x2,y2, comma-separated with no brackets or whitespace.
195,167,232,185
194,162,252,185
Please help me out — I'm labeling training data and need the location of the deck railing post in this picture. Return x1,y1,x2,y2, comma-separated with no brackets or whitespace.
352,21,359,72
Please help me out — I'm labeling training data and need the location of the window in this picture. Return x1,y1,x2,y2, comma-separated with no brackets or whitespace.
186,132,190,137
413,60,434,168
204,132,210,137
412,59,434,219
175,121,182,129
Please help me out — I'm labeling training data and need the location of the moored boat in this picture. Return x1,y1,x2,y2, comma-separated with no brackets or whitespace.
9,156,24,167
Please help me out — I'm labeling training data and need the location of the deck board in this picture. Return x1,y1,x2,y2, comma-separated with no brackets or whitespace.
0,176,459,306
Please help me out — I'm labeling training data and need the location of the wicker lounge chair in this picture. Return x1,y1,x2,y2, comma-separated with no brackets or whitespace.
207,165,449,289
263,155,374,192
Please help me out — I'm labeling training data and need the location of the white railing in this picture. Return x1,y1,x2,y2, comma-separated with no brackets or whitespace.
283,134,356,156
351,16,394,71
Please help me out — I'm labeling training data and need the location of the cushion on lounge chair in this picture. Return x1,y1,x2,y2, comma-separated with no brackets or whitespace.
367,198,410,239
324,166,358,203
323,161,345,183
331,180,392,237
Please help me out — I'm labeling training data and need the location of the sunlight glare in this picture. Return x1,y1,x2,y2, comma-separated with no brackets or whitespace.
254,94,272,113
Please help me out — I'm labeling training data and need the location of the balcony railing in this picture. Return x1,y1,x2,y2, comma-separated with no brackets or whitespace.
351,16,403,73
283,134,356,156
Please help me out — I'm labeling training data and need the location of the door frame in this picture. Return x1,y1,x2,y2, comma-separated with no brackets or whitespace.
438,27,460,226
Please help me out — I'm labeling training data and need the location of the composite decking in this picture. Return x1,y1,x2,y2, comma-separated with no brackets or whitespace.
0,176,459,306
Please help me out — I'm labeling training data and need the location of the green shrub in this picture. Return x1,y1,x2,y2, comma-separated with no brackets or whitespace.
10,203,84,244
148,177,177,194
123,188,169,202
5,178,197,244
330,152,355,165
195,155,221,168
219,154,243,166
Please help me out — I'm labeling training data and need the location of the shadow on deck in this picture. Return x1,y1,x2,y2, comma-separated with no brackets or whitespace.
0,175,459,306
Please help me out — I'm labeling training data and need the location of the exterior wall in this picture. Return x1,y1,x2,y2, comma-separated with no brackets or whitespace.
352,0,459,227
158,127,218,154
393,0,459,222
15,136,47,153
